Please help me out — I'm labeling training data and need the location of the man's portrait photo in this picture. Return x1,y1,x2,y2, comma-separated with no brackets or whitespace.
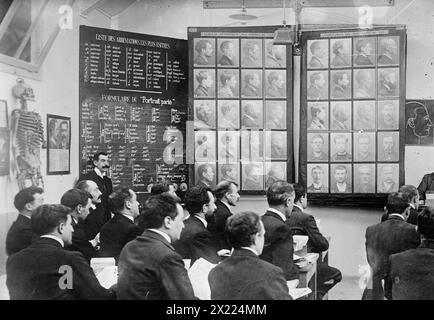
405,100,434,145
353,132,376,162
241,100,263,129
354,38,375,66
217,69,239,98
241,70,262,98
307,71,328,100
193,38,215,66
354,100,376,131
265,39,286,68
307,133,329,162
218,163,240,185
377,163,399,193
242,162,264,191
354,69,375,99
330,133,352,162
57,120,70,149
194,100,215,129
265,70,286,98
307,164,329,193
378,100,399,130
241,130,263,161
330,164,352,193
48,118,60,149
378,36,399,65
377,131,399,162
307,102,328,130
241,39,262,68
217,100,239,129
195,162,216,188
217,39,239,67
307,40,328,69
330,101,351,131
378,68,399,97
330,38,351,68
195,131,216,162
330,70,352,99
218,131,239,163
265,101,286,129
265,131,287,160
354,164,375,193
265,162,287,189
194,69,215,97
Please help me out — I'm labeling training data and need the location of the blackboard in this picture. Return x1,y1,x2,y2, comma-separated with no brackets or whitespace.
79,26,188,194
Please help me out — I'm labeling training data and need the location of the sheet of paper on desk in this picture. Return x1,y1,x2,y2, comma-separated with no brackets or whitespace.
96,266,118,289
188,258,217,300
288,287,312,300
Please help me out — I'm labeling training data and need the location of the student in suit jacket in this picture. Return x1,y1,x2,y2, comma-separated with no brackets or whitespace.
6,187,44,256
209,211,292,300
364,192,420,300
207,181,240,251
6,204,115,300
286,184,342,299
99,187,143,262
118,194,195,300
389,207,434,300
173,186,220,265
398,185,420,225
260,181,299,281
60,189,97,264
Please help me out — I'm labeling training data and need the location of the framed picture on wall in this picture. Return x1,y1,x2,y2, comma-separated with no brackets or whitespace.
47,114,70,175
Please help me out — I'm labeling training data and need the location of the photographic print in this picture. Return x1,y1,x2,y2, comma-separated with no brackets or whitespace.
353,37,376,66
354,69,375,99
307,132,329,162
241,39,262,68
265,70,286,98
307,39,328,69
195,162,216,188
330,101,352,131
354,163,376,193
307,102,328,130
217,131,240,163
307,163,329,193
353,100,376,131
265,131,287,160
195,130,216,162
378,100,399,130
217,38,239,67
353,132,376,162
378,36,399,65
47,114,70,175
217,100,239,129
265,101,286,130
194,100,216,129
377,163,399,193
330,132,352,162
330,70,352,100
241,70,262,98
377,131,399,162
218,163,240,185
241,100,263,129
193,69,215,98
242,162,264,191
307,71,328,100
330,38,351,68
193,38,215,66
330,163,352,193
265,162,287,189
241,130,263,161
217,69,239,98
378,68,399,98
265,39,286,68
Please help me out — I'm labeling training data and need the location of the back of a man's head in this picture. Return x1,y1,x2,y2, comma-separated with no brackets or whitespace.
138,193,179,229
108,187,132,214
75,180,90,192
225,211,261,249
60,189,91,211
31,204,71,236
151,182,171,195
14,186,44,212
417,207,434,239
399,185,418,203
214,181,236,201
292,183,306,204
385,192,409,215
267,181,294,206
184,186,211,215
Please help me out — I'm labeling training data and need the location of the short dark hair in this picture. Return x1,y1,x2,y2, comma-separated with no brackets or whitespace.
214,181,238,200
108,187,133,214
75,180,91,191
417,207,434,238
385,192,409,214
31,204,72,236
60,189,91,210
399,185,418,203
184,186,211,215
267,181,294,206
226,211,262,248
93,152,107,163
14,186,44,212
151,181,173,195
293,183,306,204
138,194,180,229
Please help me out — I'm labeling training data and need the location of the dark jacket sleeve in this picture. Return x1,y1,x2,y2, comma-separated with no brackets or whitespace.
192,231,220,264
160,253,196,300
6,228,33,256
261,268,292,300
304,215,329,253
270,225,299,281
418,174,432,200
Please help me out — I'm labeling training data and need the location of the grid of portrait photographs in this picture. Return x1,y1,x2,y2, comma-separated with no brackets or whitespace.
305,35,401,194
192,37,288,191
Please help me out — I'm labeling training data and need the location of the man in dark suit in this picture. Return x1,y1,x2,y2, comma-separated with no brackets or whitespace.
209,211,291,300
207,181,240,251
6,204,115,300
417,171,434,201
6,187,44,256
99,187,143,262
286,183,342,299
78,152,113,236
364,192,420,300
398,185,420,225
174,186,220,265
60,188,97,263
260,181,299,282
389,207,434,299
117,194,195,300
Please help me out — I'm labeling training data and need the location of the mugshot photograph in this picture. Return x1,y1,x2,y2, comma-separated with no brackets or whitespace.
353,101,376,131
307,164,329,193
265,39,286,68
330,164,352,193
195,162,217,188
217,69,239,98
217,38,239,67
194,100,216,129
265,70,286,98
217,100,239,129
353,37,376,66
354,69,375,99
377,163,399,193
353,164,376,193
193,38,215,66
241,100,263,129
217,131,239,163
378,100,399,130
241,130,263,161
307,102,328,131
307,132,329,162
377,131,399,162
353,132,376,162
330,38,351,68
378,36,399,65
266,131,287,160
330,70,352,100
242,162,264,191
307,39,328,69
265,162,287,190
307,71,328,100
241,70,262,98
241,39,262,68
195,131,216,162
330,101,351,131
330,133,352,162
194,69,215,98
265,101,286,130
218,163,240,186
378,68,399,98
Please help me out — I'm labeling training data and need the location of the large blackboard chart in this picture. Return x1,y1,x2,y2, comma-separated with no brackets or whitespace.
79,26,188,194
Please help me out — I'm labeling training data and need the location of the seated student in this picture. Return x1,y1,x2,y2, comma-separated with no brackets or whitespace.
6,187,44,256
364,192,420,300
99,187,143,262
173,186,220,265
61,189,97,263
6,204,115,300
117,194,195,300
417,171,434,201
286,183,342,299
389,207,434,300
209,211,292,300
399,185,420,225
260,181,299,281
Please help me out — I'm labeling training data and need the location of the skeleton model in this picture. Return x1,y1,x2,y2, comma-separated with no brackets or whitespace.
10,78,44,189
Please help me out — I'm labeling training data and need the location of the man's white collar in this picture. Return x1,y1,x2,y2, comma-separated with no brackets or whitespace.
267,208,286,222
